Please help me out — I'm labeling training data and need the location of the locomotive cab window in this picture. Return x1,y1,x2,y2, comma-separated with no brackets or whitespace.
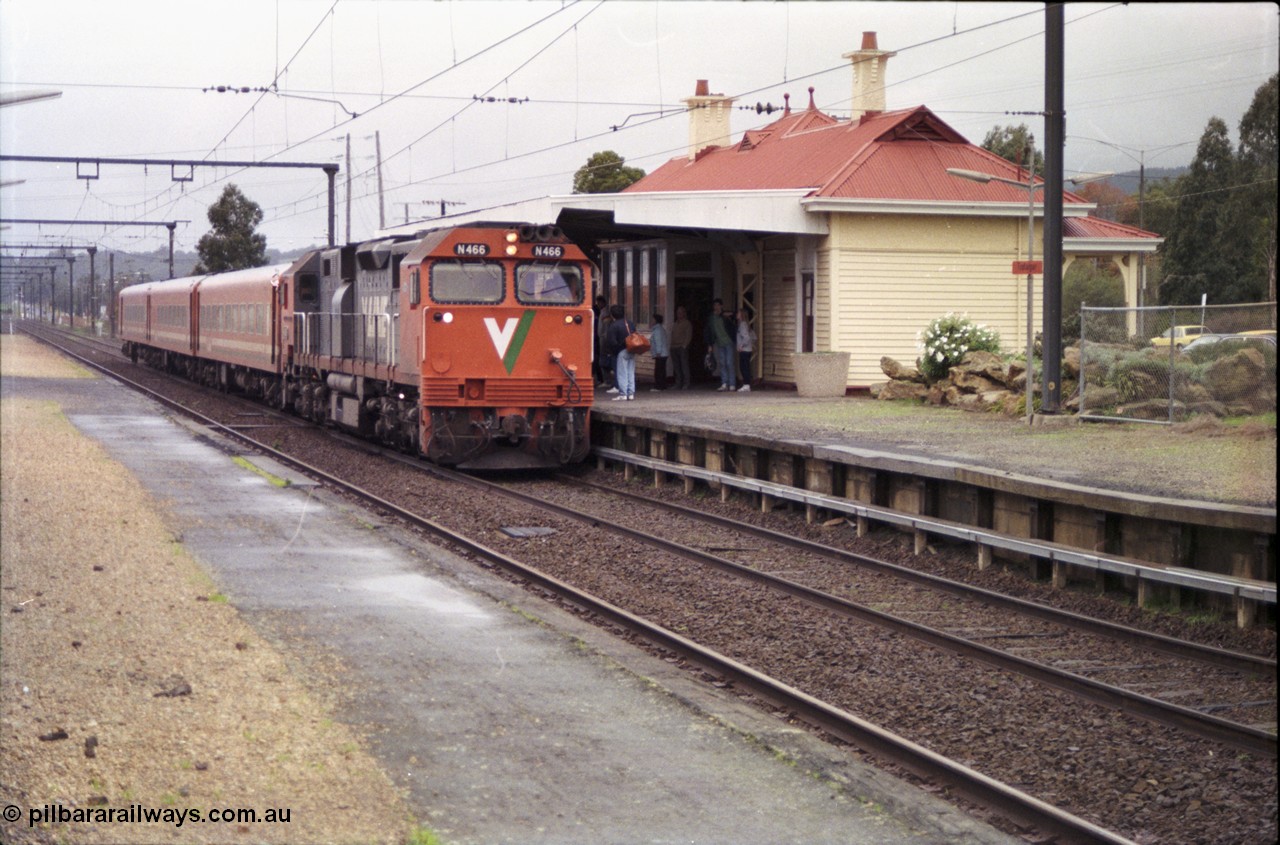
515,264,583,306
430,260,504,303
296,273,319,307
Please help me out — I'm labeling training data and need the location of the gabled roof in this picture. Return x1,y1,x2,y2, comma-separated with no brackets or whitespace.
627,102,1096,209
1063,216,1161,241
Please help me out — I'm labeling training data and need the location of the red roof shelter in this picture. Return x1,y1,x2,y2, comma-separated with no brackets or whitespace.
458,36,1165,391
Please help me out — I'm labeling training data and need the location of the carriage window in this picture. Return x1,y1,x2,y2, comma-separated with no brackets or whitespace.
516,264,583,305
430,260,504,303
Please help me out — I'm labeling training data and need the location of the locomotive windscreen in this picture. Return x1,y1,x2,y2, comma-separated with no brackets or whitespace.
515,264,583,305
430,260,504,303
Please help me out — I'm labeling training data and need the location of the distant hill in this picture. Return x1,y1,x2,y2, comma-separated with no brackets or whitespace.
1099,166,1187,193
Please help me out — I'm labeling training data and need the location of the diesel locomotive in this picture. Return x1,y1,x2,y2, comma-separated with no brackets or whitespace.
119,223,595,468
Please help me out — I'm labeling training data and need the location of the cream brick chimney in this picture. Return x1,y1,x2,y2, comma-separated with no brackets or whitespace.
682,79,735,160
843,32,896,121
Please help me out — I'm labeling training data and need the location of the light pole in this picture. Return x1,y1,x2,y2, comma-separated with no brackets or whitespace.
947,165,1112,422
1071,137,1193,335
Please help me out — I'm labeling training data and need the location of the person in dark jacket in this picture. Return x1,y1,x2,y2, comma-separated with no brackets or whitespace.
592,295,607,384
604,304,636,400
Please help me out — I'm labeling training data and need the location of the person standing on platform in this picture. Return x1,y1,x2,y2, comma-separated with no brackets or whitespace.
736,307,756,392
670,305,692,390
592,295,607,384
649,313,670,391
706,298,736,392
604,304,636,401
598,299,617,393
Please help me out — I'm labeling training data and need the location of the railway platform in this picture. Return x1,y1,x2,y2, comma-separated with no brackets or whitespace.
589,383,1276,622
0,340,1016,844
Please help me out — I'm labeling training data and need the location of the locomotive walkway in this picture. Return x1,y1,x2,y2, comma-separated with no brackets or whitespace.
1,340,1015,844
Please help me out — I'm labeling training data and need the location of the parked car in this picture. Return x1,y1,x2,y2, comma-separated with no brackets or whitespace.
1183,333,1276,352
1150,324,1210,350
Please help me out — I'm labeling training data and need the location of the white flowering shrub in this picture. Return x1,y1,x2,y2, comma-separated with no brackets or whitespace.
917,313,1002,381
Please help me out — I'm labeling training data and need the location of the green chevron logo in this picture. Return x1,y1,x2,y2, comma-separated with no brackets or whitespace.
484,310,536,374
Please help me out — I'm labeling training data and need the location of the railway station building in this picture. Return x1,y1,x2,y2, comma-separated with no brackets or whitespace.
400,33,1164,391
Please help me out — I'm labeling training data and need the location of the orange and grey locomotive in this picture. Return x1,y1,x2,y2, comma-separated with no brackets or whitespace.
119,223,594,468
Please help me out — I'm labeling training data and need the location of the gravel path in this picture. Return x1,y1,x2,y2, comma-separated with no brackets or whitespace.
0,337,413,845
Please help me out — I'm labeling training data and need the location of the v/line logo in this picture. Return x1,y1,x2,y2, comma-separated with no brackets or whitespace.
483,310,536,373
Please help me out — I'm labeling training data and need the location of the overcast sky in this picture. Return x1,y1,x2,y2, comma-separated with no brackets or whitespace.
2,0,1277,257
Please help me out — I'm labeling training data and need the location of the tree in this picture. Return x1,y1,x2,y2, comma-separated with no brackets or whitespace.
1114,175,1180,235
1237,73,1278,306
1063,259,1126,343
980,124,1044,176
1074,180,1130,223
193,184,268,274
572,151,645,194
1160,118,1257,304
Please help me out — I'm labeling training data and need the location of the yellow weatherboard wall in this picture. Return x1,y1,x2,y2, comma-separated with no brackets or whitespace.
822,212,1037,387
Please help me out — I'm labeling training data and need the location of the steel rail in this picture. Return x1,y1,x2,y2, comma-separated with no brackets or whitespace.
20,323,1140,843
26,323,1277,758
421,467,1277,759
563,476,1277,680
593,447,1277,605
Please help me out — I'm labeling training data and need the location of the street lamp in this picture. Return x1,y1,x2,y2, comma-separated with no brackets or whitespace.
1072,137,1194,335
947,164,1112,423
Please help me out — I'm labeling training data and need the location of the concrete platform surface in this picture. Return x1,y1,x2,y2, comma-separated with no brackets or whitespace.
593,385,1276,510
3,369,1017,844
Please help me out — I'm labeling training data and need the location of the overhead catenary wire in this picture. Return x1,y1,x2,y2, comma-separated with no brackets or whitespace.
131,0,597,245
266,3,1128,221
266,3,1101,219
5,3,1273,252
263,4,1049,220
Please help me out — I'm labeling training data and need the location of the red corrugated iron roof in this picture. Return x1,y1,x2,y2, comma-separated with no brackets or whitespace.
627,103,1095,207
1063,216,1161,240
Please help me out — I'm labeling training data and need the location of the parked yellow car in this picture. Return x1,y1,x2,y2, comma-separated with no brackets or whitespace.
1150,324,1210,350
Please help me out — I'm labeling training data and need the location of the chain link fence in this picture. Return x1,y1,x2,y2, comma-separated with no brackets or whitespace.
1077,303,1276,423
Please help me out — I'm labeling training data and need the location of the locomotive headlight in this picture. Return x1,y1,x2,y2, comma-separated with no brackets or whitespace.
563,314,574,324
433,311,454,323
505,231,519,243
505,244,518,256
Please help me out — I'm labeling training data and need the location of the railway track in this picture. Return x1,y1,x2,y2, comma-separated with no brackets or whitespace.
17,322,1279,845
526,475,1277,745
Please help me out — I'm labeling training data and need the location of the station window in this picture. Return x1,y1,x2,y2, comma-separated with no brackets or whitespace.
601,244,665,326
634,250,650,324
606,252,620,308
